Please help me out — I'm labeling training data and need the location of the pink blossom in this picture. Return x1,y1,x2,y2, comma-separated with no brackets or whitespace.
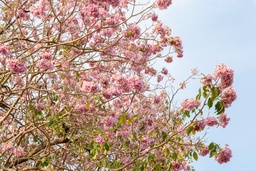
199,146,209,156
205,116,218,127
85,4,100,18
17,9,29,20
177,53,183,58
123,23,141,40
200,74,215,86
157,75,164,82
214,63,234,89
164,56,173,63
221,87,237,108
151,13,158,21
156,0,172,10
36,103,45,111
181,98,200,111
129,76,145,93
13,147,25,157
8,59,27,73
1,143,14,152
194,120,206,131
0,44,12,56
161,67,168,75
0,56,6,66
12,75,24,85
95,135,105,145
81,81,99,93
40,51,53,60
218,113,230,128
215,145,232,164
172,161,181,171
36,59,53,70
103,116,116,128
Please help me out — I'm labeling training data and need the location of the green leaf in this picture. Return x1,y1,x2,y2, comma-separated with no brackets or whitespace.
196,88,202,100
162,131,168,142
212,87,220,100
172,153,178,160
184,110,190,118
196,94,201,101
209,150,216,158
104,143,110,151
215,101,225,115
193,152,198,161
186,127,193,136
208,142,215,150
120,114,126,124
140,122,145,130
215,101,221,111
207,98,213,108
202,92,207,98
217,106,225,115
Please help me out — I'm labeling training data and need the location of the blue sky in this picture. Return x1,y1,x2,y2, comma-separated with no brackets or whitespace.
157,0,256,170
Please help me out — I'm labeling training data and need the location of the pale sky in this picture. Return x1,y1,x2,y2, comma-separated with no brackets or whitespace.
157,0,256,170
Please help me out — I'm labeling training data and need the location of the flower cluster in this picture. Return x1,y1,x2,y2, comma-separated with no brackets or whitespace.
199,146,210,156
156,0,172,10
123,23,141,40
8,59,27,73
36,59,54,70
221,86,237,108
218,113,230,128
1,143,25,157
181,98,201,111
200,74,215,87
214,63,234,89
215,145,232,164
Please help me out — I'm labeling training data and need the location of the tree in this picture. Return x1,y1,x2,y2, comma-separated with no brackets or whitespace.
0,0,236,170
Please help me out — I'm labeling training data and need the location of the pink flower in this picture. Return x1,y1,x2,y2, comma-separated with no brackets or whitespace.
199,146,210,156
95,135,105,145
13,147,25,157
36,59,53,70
40,51,52,60
129,76,145,93
151,13,158,21
205,116,218,127
80,81,99,93
85,4,100,18
8,59,27,73
177,53,183,58
157,75,164,82
221,87,237,108
161,67,168,75
36,103,45,111
1,143,14,152
181,98,200,111
123,23,141,40
12,75,24,85
218,113,230,128
200,74,215,86
156,0,172,10
164,56,173,63
214,63,234,89
215,145,232,164
17,9,29,20
0,44,12,56
194,120,206,131
103,116,116,128
0,56,6,66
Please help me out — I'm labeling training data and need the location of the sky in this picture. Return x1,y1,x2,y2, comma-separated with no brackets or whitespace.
156,0,256,170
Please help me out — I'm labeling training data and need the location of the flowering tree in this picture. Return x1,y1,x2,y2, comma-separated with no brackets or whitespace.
0,0,236,170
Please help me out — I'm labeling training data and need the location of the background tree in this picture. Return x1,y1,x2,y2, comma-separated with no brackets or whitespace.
0,0,236,170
